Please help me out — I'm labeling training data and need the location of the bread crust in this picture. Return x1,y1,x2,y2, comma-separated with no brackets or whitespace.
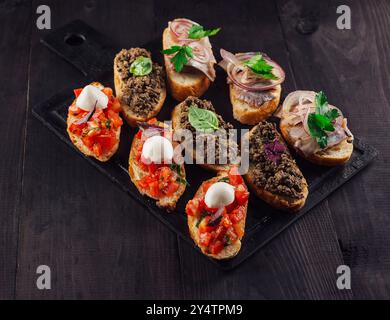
187,172,247,259
171,99,232,173
113,52,166,127
128,126,186,211
230,84,281,125
162,28,211,101
279,91,354,166
66,82,121,162
243,125,308,212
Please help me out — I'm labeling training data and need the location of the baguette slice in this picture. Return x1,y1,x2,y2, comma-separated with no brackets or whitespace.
230,84,281,125
114,48,166,126
244,122,308,211
279,91,353,166
186,168,248,259
172,96,235,172
128,121,186,211
66,82,121,162
162,27,211,101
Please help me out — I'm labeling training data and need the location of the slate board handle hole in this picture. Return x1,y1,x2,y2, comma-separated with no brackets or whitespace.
64,33,86,46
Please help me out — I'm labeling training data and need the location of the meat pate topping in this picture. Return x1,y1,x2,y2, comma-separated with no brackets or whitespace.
179,96,238,164
249,122,304,199
115,48,165,117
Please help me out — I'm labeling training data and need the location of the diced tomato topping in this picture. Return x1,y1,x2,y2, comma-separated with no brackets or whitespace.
107,109,123,128
210,240,224,255
165,182,179,196
235,184,249,205
230,206,245,224
221,214,233,229
74,88,83,98
94,134,116,152
110,98,121,112
93,143,102,157
69,122,86,135
228,166,243,186
199,232,212,247
82,135,94,149
149,181,160,197
198,216,216,234
102,87,113,97
225,199,237,213
136,130,143,139
214,225,227,241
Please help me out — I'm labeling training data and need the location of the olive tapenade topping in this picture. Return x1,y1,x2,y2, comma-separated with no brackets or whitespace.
115,48,165,118
249,122,304,199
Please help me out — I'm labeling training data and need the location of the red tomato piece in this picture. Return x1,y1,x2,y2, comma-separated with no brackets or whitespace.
186,199,199,216
74,88,83,98
199,232,212,247
228,166,244,186
165,182,179,196
210,240,224,255
235,184,249,205
230,207,245,224
102,87,113,97
93,143,102,157
107,109,123,128
94,134,116,152
221,214,233,229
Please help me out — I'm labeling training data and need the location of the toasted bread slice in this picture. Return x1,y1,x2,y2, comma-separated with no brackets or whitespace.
114,48,166,126
187,170,248,259
244,122,308,211
162,28,211,101
230,84,281,125
66,82,121,162
171,96,236,172
279,91,353,166
128,123,186,211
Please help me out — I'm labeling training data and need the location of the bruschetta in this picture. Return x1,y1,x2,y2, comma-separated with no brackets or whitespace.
114,48,166,126
128,118,186,211
67,82,123,162
185,167,249,259
244,121,308,211
279,90,354,166
172,96,239,172
219,49,285,125
162,18,220,101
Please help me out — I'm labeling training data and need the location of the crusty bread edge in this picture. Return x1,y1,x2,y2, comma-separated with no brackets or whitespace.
230,84,282,125
162,28,211,102
128,129,186,211
171,99,231,173
243,126,308,212
66,82,121,162
187,172,248,260
113,54,167,127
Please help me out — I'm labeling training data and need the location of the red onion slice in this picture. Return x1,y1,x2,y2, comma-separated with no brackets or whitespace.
72,107,94,125
188,41,210,64
220,50,285,92
209,207,225,225
169,18,198,42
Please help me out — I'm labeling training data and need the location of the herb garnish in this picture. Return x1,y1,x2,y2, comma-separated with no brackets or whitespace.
161,45,193,72
243,54,278,80
170,163,189,186
188,24,221,40
196,211,208,228
218,177,229,183
307,91,340,149
188,105,219,133
105,119,111,129
129,56,152,76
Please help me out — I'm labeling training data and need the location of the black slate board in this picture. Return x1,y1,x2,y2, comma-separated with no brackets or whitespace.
33,20,378,269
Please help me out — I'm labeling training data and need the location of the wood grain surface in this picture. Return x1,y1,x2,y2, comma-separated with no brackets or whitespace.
0,0,388,299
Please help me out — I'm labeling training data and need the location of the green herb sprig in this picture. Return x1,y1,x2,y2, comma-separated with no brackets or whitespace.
307,91,340,149
188,24,221,40
161,45,193,72
170,163,189,186
243,54,278,80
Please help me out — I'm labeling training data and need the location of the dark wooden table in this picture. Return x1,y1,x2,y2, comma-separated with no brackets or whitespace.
1,0,389,300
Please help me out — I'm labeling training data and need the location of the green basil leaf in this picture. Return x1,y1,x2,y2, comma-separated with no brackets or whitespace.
161,46,181,55
188,105,219,133
129,56,152,76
